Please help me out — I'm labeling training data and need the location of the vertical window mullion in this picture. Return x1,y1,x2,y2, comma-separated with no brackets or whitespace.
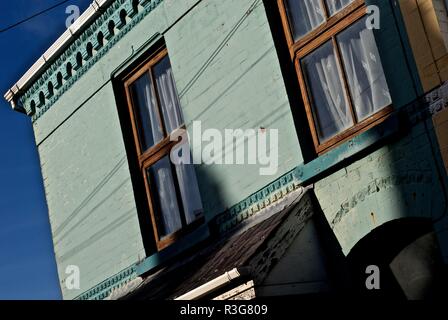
331,36,357,125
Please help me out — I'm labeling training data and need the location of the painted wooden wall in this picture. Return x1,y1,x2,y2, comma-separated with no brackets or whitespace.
32,0,301,299
166,0,302,219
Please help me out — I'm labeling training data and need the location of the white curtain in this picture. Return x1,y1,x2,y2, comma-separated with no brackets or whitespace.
149,157,182,237
175,161,203,225
338,18,392,121
285,0,325,40
154,56,203,226
325,0,354,16
155,56,184,134
131,74,164,150
302,41,353,142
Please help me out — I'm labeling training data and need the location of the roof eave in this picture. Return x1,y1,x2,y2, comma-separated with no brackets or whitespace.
3,0,112,109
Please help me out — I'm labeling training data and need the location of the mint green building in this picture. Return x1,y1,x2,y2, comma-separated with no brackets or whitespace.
4,0,448,299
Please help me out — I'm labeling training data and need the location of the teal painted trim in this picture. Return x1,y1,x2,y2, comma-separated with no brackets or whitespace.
294,115,401,186
211,117,398,235
71,170,301,299
15,0,165,122
74,264,138,300
293,83,441,186
136,223,210,276
215,169,301,234
211,120,396,236
73,223,209,300
71,169,301,299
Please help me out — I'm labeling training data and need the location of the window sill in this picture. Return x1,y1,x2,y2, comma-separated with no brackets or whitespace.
136,222,210,277
156,215,205,251
294,112,401,185
315,105,393,155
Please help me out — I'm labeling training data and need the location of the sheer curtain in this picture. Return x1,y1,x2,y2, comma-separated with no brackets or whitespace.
154,56,184,134
148,157,182,238
325,0,354,16
337,18,392,121
302,41,353,142
154,55,203,226
130,74,164,150
285,0,325,40
175,160,203,225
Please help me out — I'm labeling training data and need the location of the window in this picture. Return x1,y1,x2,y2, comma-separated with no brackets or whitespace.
123,47,204,251
278,0,392,153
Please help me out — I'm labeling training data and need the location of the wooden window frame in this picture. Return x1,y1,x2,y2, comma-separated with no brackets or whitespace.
122,46,204,251
277,0,393,154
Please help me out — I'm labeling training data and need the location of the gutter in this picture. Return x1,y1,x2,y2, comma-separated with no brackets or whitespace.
3,0,113,109
174,267,250,300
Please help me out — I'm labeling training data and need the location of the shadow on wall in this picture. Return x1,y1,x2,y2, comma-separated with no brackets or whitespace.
262,0,316,164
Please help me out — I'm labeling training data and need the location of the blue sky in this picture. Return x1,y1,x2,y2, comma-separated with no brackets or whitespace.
0,0,91,300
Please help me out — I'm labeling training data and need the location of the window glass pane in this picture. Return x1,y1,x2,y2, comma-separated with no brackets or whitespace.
302,41,354,143
325,0,355,16
284,0,325,41
175,163,203,225
337,17,392,121
147,156,182,238
154,55,184,134
171,138,203,224
130,73,164,151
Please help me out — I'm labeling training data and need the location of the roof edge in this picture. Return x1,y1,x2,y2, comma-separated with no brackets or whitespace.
174,267,250,300
3,0,113,109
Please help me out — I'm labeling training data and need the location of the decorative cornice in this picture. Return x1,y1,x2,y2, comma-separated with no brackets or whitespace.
12,0,165,122
214,168,302,234
105,277,143,300
75,264,138,300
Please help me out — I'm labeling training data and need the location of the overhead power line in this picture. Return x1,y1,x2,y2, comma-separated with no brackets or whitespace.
0,0,71,34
